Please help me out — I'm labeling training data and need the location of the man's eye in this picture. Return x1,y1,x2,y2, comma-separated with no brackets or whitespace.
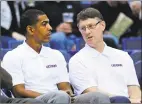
42,22,47,26
42,21,48,26
88,24,93,28
81,27,85,30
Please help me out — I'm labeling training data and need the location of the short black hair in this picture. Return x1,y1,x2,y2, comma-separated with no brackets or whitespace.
20,9,45,34
77,7,104,24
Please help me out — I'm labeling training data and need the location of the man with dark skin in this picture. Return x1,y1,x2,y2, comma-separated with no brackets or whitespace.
1,9,72,103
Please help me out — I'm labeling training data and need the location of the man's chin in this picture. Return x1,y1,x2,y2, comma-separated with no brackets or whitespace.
43,40,50,43
87,43,93,47
87,42,96,48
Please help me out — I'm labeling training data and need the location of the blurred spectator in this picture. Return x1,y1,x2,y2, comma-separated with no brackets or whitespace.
129,1,142,36
56,22,76,39
50,22,76,51
1,1,26,40
91,1,142,43
129,1,142,20
56,22,72,34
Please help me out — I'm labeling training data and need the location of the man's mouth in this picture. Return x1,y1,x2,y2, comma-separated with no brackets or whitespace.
87,36,93,39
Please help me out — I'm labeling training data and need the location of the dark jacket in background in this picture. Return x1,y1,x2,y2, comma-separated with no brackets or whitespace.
35,1,83,36
0,65,12,90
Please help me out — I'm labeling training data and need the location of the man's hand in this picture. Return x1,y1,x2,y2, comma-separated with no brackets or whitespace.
66,90,76,103
129,98,141,103
128,85,141,103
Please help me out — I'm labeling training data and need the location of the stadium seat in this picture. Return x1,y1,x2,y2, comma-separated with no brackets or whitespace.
43,42,50,47
0,42,2,49
122,37,142,51
130,50,142,63
0,36,16,48
0,48,12,60
68,50,78,57
75,37,85,51
134,60,142,88
59,50,71,63
8,40,23,49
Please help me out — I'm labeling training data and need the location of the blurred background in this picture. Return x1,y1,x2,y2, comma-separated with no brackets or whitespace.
0,1,142,81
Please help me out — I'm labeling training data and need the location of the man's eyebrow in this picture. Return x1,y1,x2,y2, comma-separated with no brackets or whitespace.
41,20,49,23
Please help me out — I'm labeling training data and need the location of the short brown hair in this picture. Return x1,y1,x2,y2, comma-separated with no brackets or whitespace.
77,7,104,24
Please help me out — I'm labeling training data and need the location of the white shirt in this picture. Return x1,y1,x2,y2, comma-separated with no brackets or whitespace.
69,43,139,97
1,42,69,94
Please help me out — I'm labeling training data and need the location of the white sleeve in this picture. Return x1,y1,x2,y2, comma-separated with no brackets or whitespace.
1,52,24,86
56,51,70,84
69,58,97,95
125,53,139,86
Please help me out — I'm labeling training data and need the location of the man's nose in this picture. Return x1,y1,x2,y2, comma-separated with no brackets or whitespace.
85,27,91,34
47,24,52,31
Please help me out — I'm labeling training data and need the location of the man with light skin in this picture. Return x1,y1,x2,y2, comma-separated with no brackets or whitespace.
69,7,141,103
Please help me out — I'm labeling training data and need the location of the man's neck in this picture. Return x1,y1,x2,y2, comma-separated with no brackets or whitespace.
93,41,105,53
25,38,42,54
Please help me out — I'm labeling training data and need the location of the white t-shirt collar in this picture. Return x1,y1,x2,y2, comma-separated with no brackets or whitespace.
85,42,110,57
22,41,49,58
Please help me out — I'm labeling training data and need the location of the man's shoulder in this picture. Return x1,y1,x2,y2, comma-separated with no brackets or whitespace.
108,46,129,57
69,47,86,63
3,44,24,59
1,44,24,67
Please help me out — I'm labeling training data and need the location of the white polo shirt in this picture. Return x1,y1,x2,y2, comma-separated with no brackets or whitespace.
69,43,139,97
1,42,69,94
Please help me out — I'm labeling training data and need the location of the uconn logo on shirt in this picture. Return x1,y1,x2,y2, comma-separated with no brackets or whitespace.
111,64,123,67
46,64,57,68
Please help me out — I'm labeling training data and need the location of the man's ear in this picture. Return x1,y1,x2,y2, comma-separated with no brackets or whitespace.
101,21,106,31
26,25,34,35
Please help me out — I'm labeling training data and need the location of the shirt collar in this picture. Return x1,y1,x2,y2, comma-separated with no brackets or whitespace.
22,41,49,58
85,42,110,57
102,43,110,57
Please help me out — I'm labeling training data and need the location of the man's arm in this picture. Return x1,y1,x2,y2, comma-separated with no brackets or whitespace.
82,86,116,97
128,85,141,103
125,53,141,103
57,82,74,96
57,82,75,103
12,84,41,98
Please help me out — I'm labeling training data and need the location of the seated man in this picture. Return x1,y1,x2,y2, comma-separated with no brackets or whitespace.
1,9,71,104
69,7,142,103
1,9,110,104
0,62,44,103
